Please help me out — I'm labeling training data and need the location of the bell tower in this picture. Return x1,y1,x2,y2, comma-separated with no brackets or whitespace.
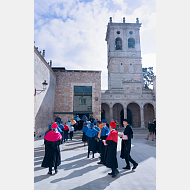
105,17,143,94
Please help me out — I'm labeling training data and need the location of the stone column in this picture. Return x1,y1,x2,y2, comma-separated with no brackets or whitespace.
124,106,127,119
140,108,145,128
109,106,113,123
154,107,156,118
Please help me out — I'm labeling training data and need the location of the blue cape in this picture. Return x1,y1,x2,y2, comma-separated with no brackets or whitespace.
59,124,64,130
82,125,89,133
57,126,62,133
85,128,99,137
94,126,100,132
101,126,109,136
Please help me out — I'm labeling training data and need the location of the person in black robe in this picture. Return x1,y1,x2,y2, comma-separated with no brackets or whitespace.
59,121,64,144
97,119,110,164
41,123,62,175
153,118,156,139
85,123,99,158
103,121,119,178
55,116,61,124
63,124,69,142
82,122,89,146
119,119,138,170
145,121,155,141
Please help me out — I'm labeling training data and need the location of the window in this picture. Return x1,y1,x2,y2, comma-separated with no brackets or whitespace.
117,31,120,34
73,86,92,112
129,31,133,35
115,38,122,50
128,38,135,48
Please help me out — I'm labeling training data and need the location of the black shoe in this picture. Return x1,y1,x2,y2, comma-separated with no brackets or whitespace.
108,172,113,175
132,163,138,170
47,171,52,175
112,170,119,178
55,169,58,174
97,161,103,164
123,166,131,170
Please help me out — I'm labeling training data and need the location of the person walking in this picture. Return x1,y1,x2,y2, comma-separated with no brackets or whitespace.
82,122,89,146
85,123,99,158
119,119,138,170
68,122,74,140
71,117,77,131
41,123,62,175
97,119,110,164
55,116,61,124
103,121,119,178
153,118,156,139
145,121,155,141
59,121,64,144
63,123,69,142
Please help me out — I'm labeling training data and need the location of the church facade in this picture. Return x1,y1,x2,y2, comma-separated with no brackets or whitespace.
101,18,156,128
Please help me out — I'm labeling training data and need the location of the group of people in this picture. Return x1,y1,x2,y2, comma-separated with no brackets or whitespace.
145,118,156,141
41,114,138,178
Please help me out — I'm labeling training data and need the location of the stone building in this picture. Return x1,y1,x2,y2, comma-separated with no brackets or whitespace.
52,68,101,123
101,17,156,128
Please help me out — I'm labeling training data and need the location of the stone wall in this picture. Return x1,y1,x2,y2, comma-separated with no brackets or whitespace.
53,70,101,123
34,47,57,137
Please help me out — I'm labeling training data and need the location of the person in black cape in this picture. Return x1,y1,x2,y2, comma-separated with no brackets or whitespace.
59,121,64,144
119,119,138,170
145,121,155,141
82,122,89,146
103,121,119,178
85,122,99,158
97,119,109,164
41,123,62,175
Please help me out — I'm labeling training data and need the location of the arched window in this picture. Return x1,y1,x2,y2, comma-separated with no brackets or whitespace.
128,38,135,48
115,37,122,50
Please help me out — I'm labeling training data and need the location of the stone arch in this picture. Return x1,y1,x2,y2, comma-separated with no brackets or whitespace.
113,103,124,126
144,103,155,128
127,102,141,127
101,103,110,122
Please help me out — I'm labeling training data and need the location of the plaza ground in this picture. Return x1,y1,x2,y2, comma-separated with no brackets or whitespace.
34,128,156,190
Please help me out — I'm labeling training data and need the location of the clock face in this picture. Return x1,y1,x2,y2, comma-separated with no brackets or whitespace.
129,31,133,34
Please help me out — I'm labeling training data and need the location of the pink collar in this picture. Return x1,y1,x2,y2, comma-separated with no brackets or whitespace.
44,131,62,142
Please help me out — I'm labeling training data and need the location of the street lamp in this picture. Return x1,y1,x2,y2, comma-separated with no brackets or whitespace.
34,80,48,96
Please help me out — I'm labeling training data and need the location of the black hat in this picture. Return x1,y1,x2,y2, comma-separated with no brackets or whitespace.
123,119,129,123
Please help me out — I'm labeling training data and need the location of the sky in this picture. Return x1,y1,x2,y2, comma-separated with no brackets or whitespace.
34,0,156,90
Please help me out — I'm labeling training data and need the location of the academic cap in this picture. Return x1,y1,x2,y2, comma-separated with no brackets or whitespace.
101,119,107,123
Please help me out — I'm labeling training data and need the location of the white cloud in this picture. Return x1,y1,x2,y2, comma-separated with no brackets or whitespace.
34,0,156,89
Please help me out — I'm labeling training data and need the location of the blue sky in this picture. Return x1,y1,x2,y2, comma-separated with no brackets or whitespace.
34,0,156,90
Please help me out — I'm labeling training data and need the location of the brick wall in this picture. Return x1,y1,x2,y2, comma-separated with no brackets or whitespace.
54,70,101,121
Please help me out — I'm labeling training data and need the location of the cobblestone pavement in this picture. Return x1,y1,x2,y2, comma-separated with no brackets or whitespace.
34,129,156,190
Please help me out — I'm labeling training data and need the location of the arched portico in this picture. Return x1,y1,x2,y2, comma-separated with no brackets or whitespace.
101,103,110,122
113,103,124,127
144,103,155,127
127,102,141,127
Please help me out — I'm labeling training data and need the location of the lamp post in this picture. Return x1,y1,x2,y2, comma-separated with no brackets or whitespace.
34,80,48,96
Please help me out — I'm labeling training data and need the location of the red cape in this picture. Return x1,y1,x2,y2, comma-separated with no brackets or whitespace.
44,131,62,142
106,130,118,144
64,125,69,130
